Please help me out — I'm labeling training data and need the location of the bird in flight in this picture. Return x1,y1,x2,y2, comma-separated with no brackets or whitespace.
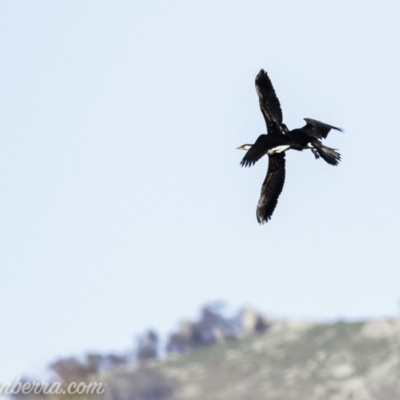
237,69,342,224
283,118,342,165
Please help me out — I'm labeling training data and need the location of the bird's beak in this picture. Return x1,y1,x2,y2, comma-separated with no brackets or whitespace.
237,146,245,150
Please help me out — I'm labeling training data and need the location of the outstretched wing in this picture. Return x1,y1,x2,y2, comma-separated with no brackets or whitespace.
255,69,283,135
240,135,269,167
256,153,286,224
303,118,343,139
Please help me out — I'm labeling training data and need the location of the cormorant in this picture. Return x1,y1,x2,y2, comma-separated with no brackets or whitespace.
237,69,342,224
283,119,342,166
237,69,291,224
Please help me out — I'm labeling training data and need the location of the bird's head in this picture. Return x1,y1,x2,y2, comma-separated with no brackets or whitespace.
236,144,252,151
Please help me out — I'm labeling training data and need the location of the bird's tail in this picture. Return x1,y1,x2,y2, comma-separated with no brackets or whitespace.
313,143,341,166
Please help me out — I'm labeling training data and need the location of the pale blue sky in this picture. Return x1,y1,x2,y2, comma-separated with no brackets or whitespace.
1,0,400,382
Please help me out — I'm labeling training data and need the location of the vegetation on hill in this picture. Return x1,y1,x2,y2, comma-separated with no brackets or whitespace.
11,304,400,400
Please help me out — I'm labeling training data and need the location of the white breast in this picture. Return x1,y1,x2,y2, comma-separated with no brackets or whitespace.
267,145,291,155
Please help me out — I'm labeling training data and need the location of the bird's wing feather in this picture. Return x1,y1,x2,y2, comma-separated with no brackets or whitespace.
255,70,284,135
256,153,286,224
240,135,270,167
303,118,343,139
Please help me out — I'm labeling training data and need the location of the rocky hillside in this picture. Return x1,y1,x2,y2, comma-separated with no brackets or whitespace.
17,318,400,400
99,318,400,400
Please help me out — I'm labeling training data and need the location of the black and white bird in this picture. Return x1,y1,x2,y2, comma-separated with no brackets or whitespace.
237,69,342,224
283,119,342,166
237,69,292,224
